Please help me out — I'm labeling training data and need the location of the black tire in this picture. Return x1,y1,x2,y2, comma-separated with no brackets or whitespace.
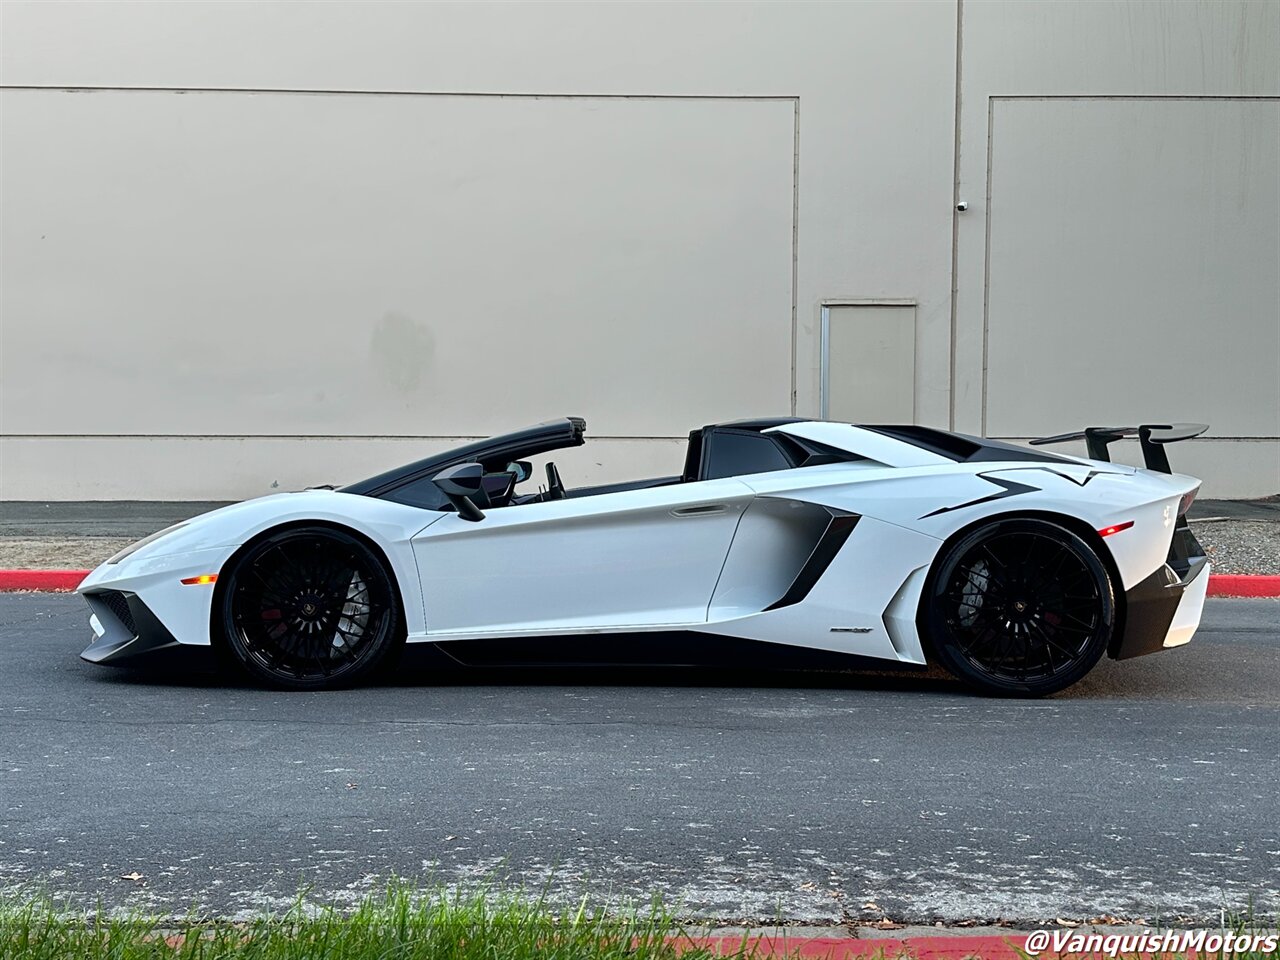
218,526,402,690
920,518,1115,697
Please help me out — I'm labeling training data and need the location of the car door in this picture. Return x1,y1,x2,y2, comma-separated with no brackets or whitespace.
412,477,754,635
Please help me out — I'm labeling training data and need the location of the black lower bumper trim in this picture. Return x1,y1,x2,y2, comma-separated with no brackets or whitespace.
81,591,182,665
1110,519,1209,661
1110,555,1208,661
428,631,925,672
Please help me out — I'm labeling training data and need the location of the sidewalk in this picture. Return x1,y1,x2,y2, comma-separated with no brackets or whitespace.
1,497,1277,576
1187,496,1280,576
0,500,233,538
0,501,231,571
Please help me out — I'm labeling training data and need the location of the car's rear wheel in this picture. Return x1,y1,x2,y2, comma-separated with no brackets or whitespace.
921,518,1115,697
219,526,401,689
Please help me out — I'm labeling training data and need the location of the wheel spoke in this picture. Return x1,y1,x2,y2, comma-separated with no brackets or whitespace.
978,547,1015,585
1029,621,1080,670
1040,627,1058,674
1055,609,1098,630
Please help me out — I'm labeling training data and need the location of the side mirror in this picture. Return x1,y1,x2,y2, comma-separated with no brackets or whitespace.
432,463,486,522
507,460,533,484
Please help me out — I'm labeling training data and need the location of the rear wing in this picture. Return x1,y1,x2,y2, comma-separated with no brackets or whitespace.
1029,423,1207,473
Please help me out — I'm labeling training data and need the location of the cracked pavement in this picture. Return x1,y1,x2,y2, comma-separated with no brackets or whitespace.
0,593,1277,923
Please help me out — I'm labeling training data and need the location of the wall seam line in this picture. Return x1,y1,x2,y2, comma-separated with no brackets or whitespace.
948,0,965,431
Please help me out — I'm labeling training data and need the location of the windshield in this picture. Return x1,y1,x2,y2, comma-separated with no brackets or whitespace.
340,418,586,503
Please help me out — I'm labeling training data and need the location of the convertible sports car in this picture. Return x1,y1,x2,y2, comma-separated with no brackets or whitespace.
77,417,1210,696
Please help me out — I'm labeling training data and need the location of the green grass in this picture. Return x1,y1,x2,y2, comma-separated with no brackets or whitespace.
5,886,1278,960
1,885,760,959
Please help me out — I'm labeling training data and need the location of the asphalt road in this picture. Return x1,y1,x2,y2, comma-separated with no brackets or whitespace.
1,594,1276,924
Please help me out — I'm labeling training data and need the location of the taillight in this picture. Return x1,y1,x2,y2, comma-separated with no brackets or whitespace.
1178,485,1200,518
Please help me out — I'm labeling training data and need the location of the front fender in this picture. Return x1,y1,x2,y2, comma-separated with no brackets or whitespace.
79,491,441,644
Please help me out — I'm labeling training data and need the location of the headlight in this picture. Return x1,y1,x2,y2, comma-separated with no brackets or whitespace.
106,522,190,564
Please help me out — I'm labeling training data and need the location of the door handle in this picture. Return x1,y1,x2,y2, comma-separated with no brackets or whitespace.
671,504,729,517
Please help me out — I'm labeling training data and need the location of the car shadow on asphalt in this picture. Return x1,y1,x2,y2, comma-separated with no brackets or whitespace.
81,634,1264,701
77,644,964,695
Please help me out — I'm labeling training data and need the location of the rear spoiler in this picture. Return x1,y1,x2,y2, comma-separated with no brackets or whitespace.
1029,423,1208,473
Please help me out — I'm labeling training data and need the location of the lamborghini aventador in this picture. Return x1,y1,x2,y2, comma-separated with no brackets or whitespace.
77,417,1210,696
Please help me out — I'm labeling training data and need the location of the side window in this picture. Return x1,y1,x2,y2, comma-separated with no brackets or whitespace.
384,469,516,511
382,477,450,511
702,431,794,480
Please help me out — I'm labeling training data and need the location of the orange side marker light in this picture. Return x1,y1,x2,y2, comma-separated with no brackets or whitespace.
180,574,218,585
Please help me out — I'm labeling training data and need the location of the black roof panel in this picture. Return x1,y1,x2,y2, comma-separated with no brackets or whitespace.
858,424,1077,465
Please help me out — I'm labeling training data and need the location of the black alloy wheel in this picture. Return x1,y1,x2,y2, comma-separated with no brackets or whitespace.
219,526,401,689
921,518,1115,696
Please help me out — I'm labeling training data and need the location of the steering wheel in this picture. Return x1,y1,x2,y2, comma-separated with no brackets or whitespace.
544,461,566,501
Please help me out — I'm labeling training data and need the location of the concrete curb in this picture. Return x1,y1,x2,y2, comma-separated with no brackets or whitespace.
1206,574,1280,597
2,570,1280,597
687,933,1028,957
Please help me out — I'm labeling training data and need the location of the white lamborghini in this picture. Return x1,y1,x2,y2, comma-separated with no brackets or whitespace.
77,417,1211,696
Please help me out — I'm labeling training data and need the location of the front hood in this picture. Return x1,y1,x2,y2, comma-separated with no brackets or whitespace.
100,493,298,565
91,488,442,571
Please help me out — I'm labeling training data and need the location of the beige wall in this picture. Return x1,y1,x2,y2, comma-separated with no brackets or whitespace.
1,0,1276,498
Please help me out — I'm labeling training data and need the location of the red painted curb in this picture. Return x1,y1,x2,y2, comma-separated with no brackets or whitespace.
0,569,88,591
0,570,1277,597
685,932,1251,958
1205,574,1280,598
683,933,1029,958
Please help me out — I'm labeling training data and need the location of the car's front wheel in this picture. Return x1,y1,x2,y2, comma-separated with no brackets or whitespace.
218,526,402,689
921,518,1116,697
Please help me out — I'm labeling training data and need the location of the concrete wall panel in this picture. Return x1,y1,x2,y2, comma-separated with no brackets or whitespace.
984,97,1279,438
1,90,795,439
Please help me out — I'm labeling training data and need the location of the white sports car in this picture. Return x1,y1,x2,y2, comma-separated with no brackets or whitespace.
78,417,1210,696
